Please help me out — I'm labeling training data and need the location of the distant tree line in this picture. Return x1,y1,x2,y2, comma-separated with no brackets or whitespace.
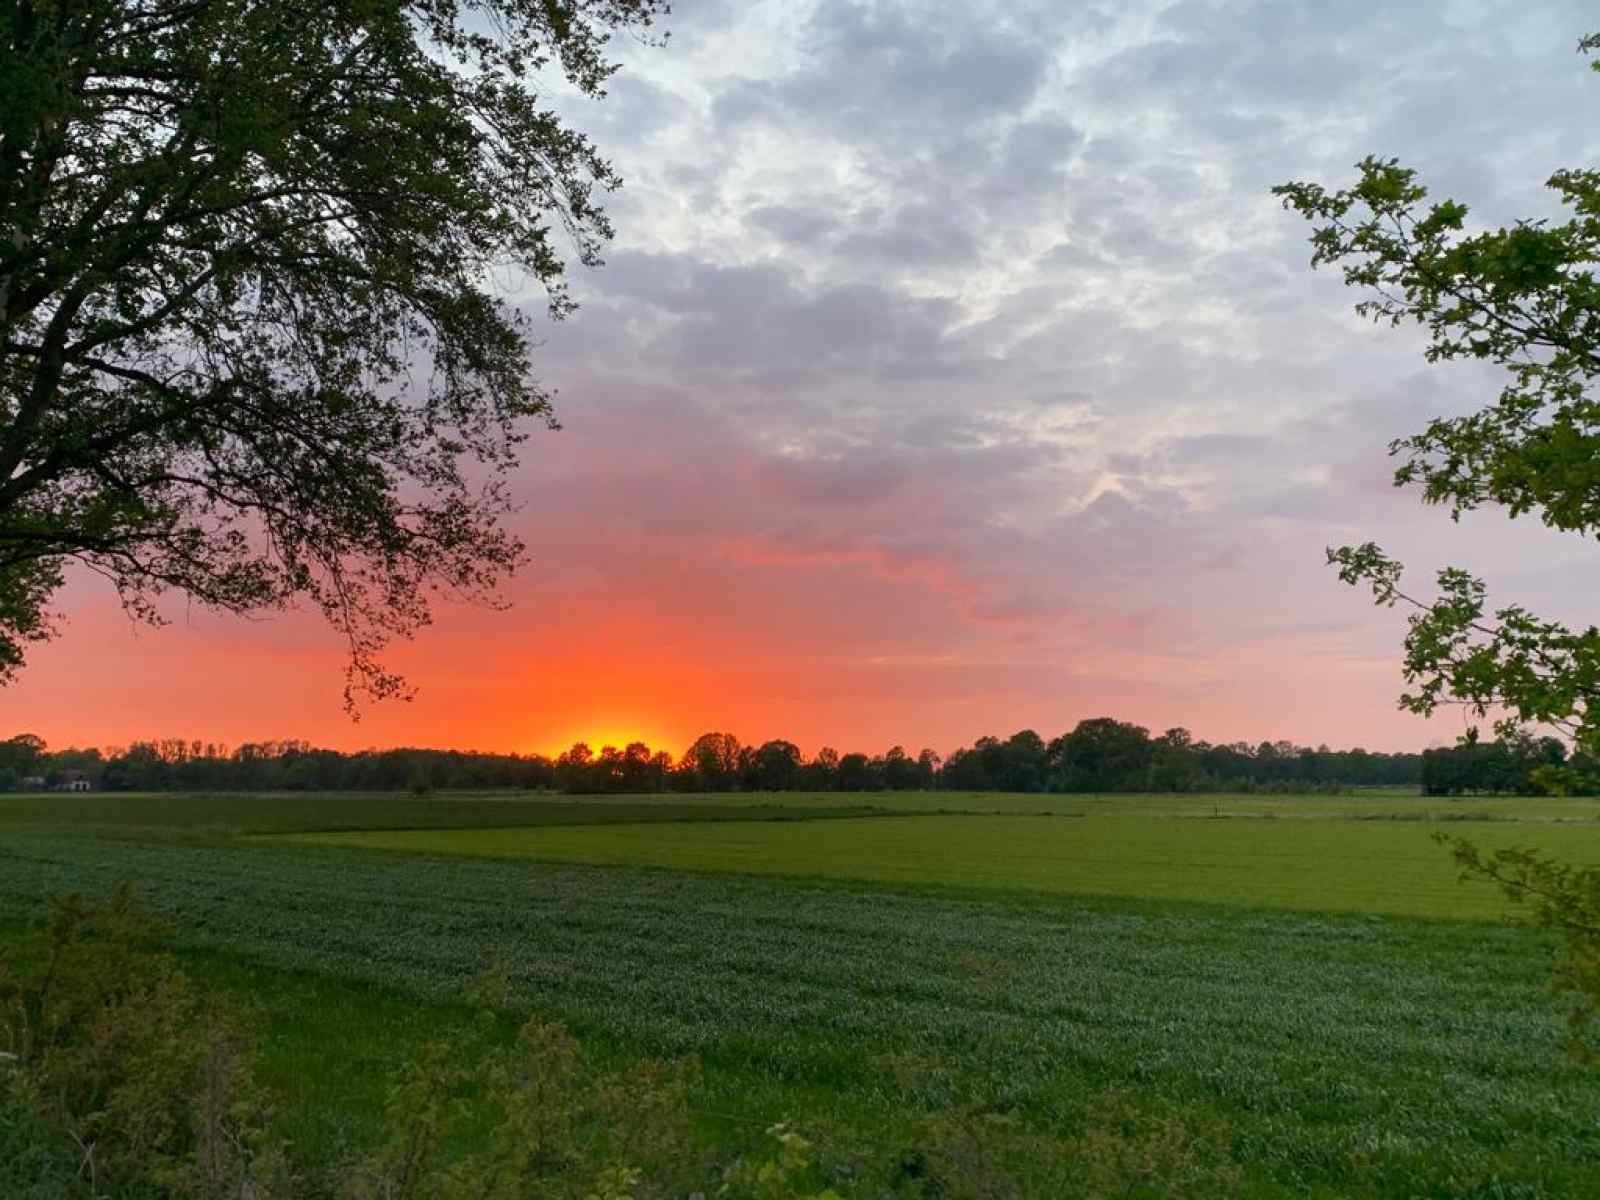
0,718,1453,795
1421,734,1600,797
0,736,551,795
936,721,1423,794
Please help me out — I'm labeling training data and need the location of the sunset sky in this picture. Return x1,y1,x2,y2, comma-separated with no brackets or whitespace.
10,0,1600,758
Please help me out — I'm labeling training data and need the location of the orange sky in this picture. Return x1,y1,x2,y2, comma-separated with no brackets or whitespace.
6,576,1445,759
5,388,1456,760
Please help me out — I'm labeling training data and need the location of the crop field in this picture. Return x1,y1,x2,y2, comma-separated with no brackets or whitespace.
5,789,1600,1197
0,788,902,836
284,811,1600,919
7,785,1600,833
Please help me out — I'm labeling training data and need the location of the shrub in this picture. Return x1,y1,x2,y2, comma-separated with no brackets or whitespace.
0,888,285,1199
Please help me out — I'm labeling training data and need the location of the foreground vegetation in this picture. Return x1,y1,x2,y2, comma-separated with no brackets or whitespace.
5,889,1261,1200
5,790,1600,1196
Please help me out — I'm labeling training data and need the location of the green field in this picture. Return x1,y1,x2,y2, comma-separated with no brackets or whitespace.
283,811,1600,919
5,789,1600,1197
6,785,1599,833
0,787,903,835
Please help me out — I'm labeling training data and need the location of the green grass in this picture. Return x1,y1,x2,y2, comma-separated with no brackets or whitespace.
0,788,900,837
7,786,1597,836
7,789,1600,1196
279,811,1600,919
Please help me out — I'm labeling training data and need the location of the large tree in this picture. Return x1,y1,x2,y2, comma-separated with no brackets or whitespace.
0,0,666,704
1047,718,1150,792
681,731,741,792
1277,34,1600,1056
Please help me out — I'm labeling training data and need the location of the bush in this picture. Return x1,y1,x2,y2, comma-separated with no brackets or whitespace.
343,1020,703,1200
0,888,285,1198
1,888,708,1200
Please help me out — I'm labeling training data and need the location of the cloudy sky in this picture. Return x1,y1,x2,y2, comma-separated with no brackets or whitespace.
13,0,1600,757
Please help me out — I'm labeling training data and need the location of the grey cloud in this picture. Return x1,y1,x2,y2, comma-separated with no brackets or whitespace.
709,78,785,130
573,249,967,388
1039,240,1111,271
752,454,911,505
1163,433,1279,466
785,0,1052,131
582,74,690,142
1117,0,1374,114
834,201,982,267
747,204,842,245
1029,389,1094,409
988,118,1085,200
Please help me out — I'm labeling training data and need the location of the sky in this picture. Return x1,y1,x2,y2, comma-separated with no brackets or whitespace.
9,0,1600,758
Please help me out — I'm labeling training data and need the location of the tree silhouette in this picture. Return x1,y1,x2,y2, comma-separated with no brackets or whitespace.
0,0,667,702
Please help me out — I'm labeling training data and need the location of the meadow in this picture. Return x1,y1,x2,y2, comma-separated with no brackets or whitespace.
5,789,1600,1197
285,810,1600,919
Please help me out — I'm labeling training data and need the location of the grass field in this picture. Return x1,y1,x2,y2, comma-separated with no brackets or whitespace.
6,785,1599,833
5,789,1600,1197
0,788,903,836
282,811,1600,919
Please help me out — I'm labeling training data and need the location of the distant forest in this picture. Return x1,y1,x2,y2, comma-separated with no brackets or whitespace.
6,718,1587,796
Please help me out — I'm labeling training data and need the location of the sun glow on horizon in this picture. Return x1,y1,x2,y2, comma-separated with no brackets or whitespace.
542,724,681,759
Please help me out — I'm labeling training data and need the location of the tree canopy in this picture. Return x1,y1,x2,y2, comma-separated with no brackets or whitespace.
0,0,666,703
1275,40,1600,750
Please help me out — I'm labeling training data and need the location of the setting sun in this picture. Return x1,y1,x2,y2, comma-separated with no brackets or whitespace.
549,725,678,758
